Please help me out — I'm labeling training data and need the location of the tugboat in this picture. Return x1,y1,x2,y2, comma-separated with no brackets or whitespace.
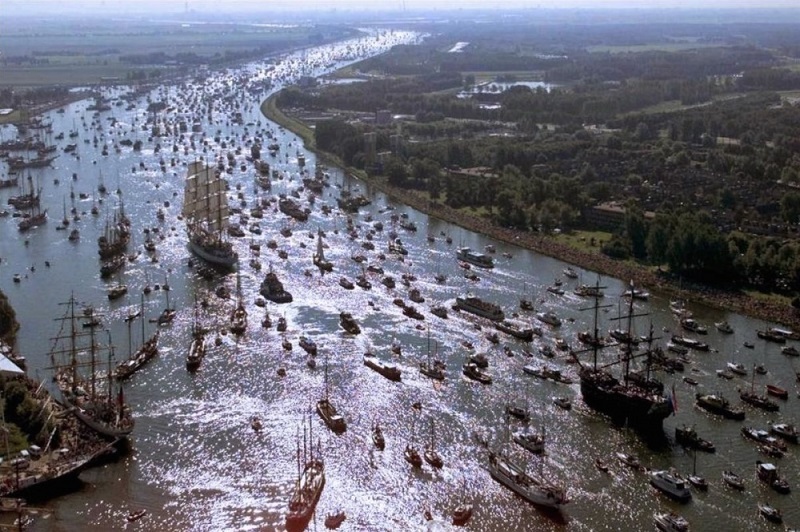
675,425,716,453
339,312,360,335
259,265,293,303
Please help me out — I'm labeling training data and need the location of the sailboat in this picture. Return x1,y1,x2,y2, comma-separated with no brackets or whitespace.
286,416,325,531
420,332,445,380
229,271,247,335
424,417,444,469
115,294,159,381
487,445,568,509
156,275,176,326
51,296,135,439
317,352,346,434
182,161,238,269
186,302,206,371
312,229,333,272
404,414,423,468
688,448,708,491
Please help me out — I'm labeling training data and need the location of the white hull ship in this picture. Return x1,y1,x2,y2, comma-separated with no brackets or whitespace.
487,451,567,510
182,161,238,269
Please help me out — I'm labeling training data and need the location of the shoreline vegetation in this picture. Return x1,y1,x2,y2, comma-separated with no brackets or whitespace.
261,91,800,330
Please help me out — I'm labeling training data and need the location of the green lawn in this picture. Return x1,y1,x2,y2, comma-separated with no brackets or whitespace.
554,230,612,254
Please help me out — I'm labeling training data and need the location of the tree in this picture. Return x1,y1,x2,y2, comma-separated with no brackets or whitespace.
780,191,800,224
624,204,648,260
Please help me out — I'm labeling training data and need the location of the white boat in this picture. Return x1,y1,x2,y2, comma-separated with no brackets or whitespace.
487,451,568,509
182,162,238,269
455,295,504,321
649,470,692,502
715,321,733,334
535,311,561,327
654,511,690,532
512,429,545,454
456,247,494,269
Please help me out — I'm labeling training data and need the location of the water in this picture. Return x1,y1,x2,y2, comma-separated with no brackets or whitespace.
1,29,798,532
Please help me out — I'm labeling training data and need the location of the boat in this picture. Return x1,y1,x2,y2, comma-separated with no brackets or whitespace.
454,295,504,321
388,238,408,256
338,277,354,290
495,320,534,341
51,297,134,439
298,336,318,356
455,247,494,269
756,461,790,494
339,312,360,334
654,512,690,532
553,397,572,410
115,299,159,382
462,362,492,384
766,384,789,399
759,503,782,524
513,429,545,454
670,335,709,351
649,470,692,502
722,470,745,490
738,389,778,412
487,451,568,510
317,354,346,434
324,511,346,529
616,452,641,470
420,334,446,381
674,425,715,453
757,329,786,343
312,230,333,272
578,294,673,433
622,287,650,300
680,318,707,334
363,355,401,382
423,419,444,469
451,503,473,527
372,422,385,450
715,321,734,334
535,311,562,327
404,444,423,468
595,458,609,472
770,423,799,443
430,305,448,319
563,267,578,279
687,448,708,491
127,509,147,523
186,303,206,372
182,161,238,269
278,198,308,222
696,393,745,420
97,209,131,259
107,284,128,301
574,284,604,298
781,345,799,357
17,208,47,232
259,266,293,303
286,417,325,531
741,427,787,451
229,272,247,335
727,362,747,375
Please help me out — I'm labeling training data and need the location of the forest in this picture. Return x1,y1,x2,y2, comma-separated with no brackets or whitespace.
276,18,800,297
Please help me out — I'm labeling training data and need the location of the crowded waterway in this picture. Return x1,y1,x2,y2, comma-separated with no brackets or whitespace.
1,27,799,532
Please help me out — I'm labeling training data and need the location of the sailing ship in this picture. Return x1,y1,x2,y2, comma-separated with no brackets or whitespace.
576,281,672,432
51,296,134,439
317,353,346,434
182,161,238,269
114,295,159,381
229,272,247,335
312,230,333,272
186,302,206,371
424,418,444,469
286,417,325,531
487,449,568,510
420,333,445,380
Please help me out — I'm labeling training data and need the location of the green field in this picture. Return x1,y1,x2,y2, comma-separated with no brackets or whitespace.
553,230,612,254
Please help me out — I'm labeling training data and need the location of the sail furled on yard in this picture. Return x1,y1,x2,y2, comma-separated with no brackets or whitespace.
183,161,229,233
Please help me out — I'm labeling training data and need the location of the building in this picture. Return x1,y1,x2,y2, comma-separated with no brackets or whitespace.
583,201,655,231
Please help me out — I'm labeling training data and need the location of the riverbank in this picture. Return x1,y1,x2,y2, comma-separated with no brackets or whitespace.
262,91,800,330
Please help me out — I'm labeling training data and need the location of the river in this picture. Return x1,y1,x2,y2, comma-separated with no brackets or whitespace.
0,27,798,532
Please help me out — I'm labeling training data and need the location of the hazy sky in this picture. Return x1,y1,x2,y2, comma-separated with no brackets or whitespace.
8,0,800,13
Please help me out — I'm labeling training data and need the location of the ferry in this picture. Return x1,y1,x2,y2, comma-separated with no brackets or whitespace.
455,247,494,269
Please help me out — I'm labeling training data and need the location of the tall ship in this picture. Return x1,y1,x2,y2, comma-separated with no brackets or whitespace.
576,282,672,432
97,209,131,259
182,161,238,269
456,247,494,269
487,450,568,510
286,417,325,531
114,297,159,381
455,295,504,321
312,230,333,272
278,198,308,222
317,354,346,434
50,297,134,440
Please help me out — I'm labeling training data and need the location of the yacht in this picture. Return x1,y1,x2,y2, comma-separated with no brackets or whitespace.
455,247,494,269
654,512,690,532
649,470,692,502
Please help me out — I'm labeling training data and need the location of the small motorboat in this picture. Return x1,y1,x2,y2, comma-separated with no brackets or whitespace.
452,504,473,526
553,397,572,410
251,416,263,432
127,509,147,522
766,384,789,400
759,502,782,524
683,376,698,386
324,511,346,529
616,452,641,470
722,470,745,491
595,457,609,473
